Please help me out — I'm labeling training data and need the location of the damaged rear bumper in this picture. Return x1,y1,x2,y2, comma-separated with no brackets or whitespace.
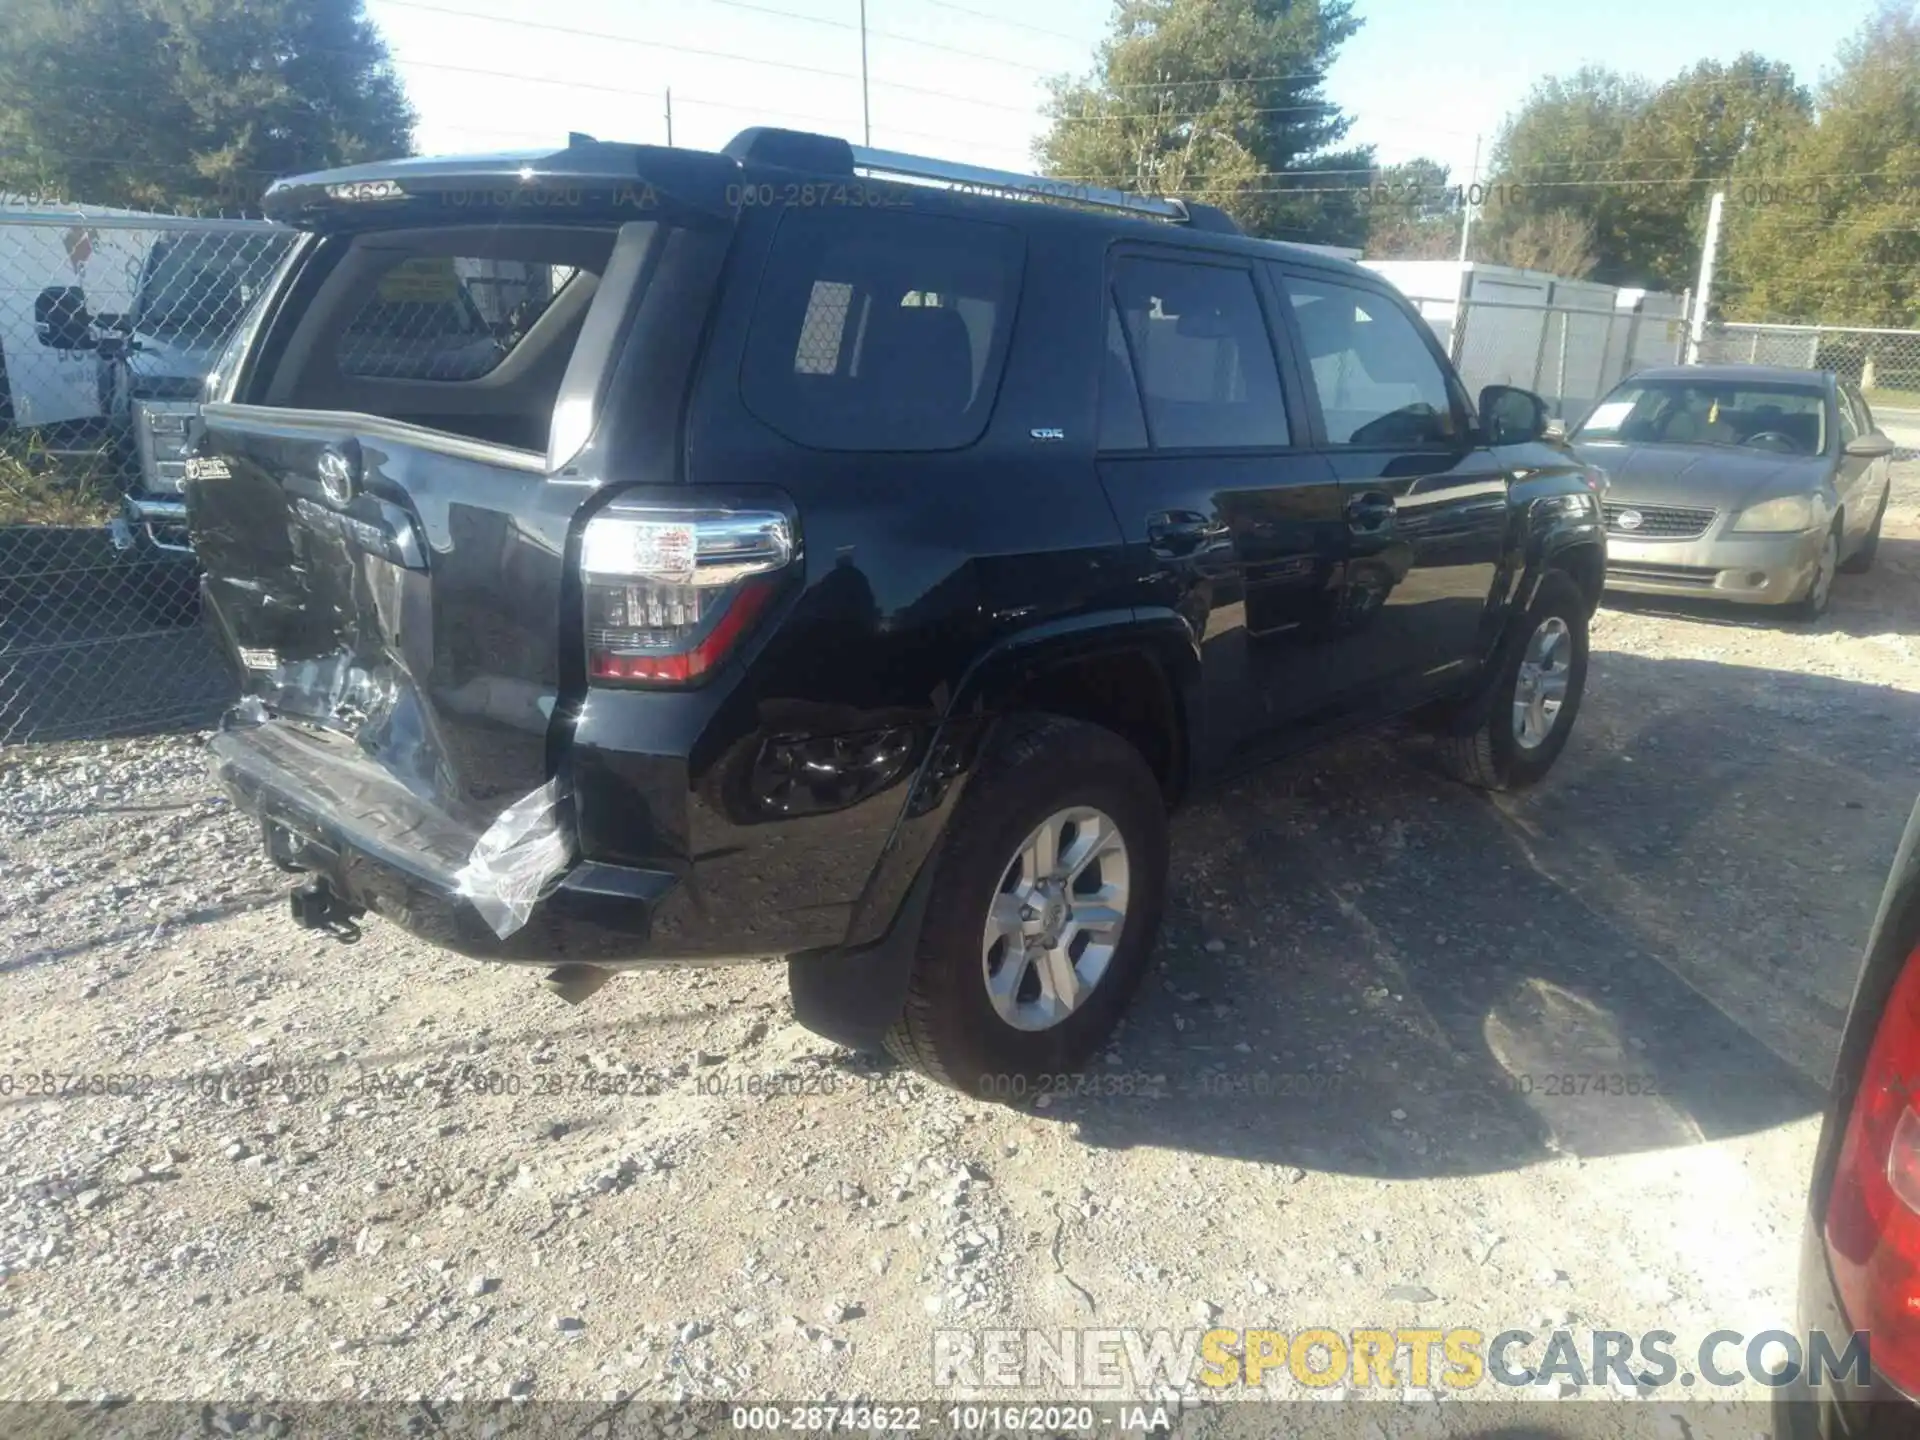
210,718,683,965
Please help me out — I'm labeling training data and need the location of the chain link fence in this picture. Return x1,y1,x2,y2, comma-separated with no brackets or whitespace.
1439,296,1690,426
0,211,292,744
0,211,587,745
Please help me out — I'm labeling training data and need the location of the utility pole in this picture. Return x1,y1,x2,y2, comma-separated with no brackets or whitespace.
1686,190,1725,365
1456,133,1482,264
664,88,673,147
859,0,872,146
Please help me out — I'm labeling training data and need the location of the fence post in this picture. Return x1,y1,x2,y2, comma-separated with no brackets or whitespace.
1448,276,1471,368
1555,311,1570,415
1527,285,1554,398
1685,191,1725,364
1617,300,1643,390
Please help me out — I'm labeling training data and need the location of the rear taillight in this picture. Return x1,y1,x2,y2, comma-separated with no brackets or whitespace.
1826,938,1920,1394
580,502,794,686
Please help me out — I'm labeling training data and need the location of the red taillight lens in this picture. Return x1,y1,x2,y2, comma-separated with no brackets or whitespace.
580,503,794,687
1826,939,1920,1393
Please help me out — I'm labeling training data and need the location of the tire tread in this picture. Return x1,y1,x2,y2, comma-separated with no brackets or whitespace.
882,713,1161,1091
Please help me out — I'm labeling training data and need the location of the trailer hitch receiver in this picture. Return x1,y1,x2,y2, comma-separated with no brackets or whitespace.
289,878,365,943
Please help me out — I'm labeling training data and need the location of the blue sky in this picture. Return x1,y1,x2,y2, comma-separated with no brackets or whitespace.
363,0,1883,185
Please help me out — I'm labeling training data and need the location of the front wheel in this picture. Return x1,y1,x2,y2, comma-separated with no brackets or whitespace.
1791,526,1840,622
1433,569,1590,792
883,715,1168,1096
1840,491,1887,575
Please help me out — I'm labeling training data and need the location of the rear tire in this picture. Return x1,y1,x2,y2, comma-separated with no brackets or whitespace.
883,714,1168,1098
1433,569,1589,792
1841,491,1887,575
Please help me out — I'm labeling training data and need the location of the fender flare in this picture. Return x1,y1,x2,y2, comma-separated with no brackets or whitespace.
787,608,1200,1050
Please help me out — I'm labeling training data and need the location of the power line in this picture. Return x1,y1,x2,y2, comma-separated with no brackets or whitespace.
915,0,1086,43
380,0,1056,76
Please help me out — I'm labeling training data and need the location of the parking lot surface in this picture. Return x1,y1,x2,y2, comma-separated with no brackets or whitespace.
2,464,1916,1409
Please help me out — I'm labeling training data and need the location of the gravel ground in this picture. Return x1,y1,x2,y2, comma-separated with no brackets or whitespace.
1,465,1916,1418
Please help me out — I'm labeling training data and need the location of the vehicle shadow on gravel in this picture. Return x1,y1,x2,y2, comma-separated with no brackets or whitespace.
1033,652,1920,1179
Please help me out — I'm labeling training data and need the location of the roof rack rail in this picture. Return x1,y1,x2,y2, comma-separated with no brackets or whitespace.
850,145,1197,225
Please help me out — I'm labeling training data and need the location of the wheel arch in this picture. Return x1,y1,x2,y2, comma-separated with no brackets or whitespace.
946,608,1198,805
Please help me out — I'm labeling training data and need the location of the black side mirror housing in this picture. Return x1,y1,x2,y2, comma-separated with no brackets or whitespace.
34,285,96,350
1480,384,1551,446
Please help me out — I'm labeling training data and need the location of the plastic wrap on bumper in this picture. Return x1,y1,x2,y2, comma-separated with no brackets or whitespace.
209,719,676,964
453,779,576,939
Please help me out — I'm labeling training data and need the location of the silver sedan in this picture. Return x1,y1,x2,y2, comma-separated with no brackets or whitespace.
1570,364,1896,620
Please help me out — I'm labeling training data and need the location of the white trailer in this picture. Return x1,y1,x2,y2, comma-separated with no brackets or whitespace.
1360,258,1689,422
0,204,116,429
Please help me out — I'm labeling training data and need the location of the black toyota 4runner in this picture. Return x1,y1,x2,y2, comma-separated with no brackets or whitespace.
184,127,1607,1093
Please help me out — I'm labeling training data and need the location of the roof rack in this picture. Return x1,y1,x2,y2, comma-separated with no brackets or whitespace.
851,145,1203,227
720,129,1243,234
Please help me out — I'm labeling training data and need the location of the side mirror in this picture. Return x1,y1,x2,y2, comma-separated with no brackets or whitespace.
1845,433,1895,459
34,285,96,350
1480,384,1550,446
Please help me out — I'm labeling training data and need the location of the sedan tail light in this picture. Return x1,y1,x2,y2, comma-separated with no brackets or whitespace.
580,500,794,686
1825,937,1920,1394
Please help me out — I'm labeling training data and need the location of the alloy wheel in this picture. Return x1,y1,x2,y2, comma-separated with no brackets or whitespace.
980,806,1131,1032
1512,615,1573,751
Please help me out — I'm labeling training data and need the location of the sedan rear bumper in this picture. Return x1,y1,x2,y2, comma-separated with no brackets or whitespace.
1604,525,1827,605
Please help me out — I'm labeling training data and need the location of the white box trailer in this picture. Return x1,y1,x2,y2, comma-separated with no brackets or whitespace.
1359,258,1688,422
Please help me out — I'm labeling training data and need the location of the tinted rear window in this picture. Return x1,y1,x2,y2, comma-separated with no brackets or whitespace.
740,209,1024,451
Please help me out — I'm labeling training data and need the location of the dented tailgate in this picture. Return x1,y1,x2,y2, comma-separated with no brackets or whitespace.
188,405,578,839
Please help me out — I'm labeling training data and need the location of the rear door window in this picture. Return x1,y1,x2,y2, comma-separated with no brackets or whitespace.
740,209,1024,452
1110,256,1290,449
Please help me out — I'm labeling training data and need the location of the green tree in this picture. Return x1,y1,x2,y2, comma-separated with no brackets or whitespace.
1609,56,1809,288
1476,58,1809,287
1481,208,1598,278
1362,157,1461,260
0,0,415,213
1473,66,1649,280
1720,3,1920,326
1036,0,1373,245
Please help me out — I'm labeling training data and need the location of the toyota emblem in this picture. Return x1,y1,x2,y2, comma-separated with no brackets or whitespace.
1615,508,1645,531
316,446,359,505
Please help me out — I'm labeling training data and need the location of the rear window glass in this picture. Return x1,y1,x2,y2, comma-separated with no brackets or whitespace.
1111,256,1290,449
337,256,576,382
740,209,1024,452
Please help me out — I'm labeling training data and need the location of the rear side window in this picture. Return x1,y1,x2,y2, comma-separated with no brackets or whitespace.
741,209,1024,452
1110,256,1289,449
